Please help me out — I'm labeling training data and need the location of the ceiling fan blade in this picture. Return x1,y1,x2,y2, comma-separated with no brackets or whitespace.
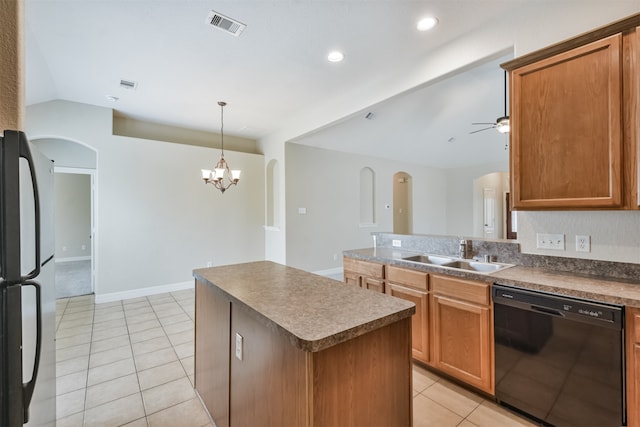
471,122,496,125
469,126,494,134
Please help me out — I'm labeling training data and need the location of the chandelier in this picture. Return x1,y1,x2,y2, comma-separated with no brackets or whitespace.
201,101,241,193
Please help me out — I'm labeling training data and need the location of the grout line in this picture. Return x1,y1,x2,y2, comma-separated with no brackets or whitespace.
125,296,150,422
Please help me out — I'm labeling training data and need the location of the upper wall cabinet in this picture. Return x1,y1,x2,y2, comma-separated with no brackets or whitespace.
503,14,640,210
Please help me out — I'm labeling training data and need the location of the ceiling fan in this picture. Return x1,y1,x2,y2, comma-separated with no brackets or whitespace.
470,71,510,134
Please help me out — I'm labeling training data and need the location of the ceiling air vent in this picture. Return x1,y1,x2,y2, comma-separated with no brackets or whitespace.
206,11,246,37
120,79,137,90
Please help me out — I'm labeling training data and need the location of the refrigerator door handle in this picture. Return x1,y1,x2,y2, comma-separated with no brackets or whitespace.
21,280,42,424
18,133,41,281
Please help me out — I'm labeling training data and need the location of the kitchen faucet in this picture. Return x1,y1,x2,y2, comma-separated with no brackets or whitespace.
459,239,468,259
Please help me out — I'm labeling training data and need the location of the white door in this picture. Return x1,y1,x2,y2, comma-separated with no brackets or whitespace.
483,188,496,238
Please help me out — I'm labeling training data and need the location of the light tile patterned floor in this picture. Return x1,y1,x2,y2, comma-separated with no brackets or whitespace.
55,290,536,427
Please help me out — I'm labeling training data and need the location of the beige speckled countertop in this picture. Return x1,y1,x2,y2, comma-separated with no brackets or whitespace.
344,247,640,308
193,261,415,352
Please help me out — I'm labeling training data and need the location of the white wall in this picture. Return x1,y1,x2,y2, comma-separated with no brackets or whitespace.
260,136,287,264
33,138,97,168
285,143,446,272
517,211,640,263
260,4,640,266
27,100,265,299
53,173,91,259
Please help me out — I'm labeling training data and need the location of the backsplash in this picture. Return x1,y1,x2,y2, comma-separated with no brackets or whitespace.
372,232,640,282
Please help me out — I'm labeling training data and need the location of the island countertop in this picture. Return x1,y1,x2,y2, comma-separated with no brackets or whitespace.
193,260,415,352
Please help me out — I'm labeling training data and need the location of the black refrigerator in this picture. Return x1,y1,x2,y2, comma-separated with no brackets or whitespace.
0,130,56,426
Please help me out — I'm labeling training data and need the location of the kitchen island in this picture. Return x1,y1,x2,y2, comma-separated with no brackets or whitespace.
193,261,415,427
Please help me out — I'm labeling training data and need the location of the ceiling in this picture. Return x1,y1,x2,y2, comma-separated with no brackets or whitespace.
292,54,511,169
24,1,529,167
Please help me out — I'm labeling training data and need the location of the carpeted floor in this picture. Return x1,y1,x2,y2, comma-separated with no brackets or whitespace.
55,260,92,299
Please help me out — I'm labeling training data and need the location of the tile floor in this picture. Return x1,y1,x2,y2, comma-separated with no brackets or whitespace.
55,290,536,427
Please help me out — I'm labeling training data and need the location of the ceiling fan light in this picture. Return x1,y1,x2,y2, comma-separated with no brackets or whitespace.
496,116,510,134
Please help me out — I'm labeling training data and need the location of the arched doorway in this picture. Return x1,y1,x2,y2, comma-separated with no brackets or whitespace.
32,138,97,298
393,172,412,234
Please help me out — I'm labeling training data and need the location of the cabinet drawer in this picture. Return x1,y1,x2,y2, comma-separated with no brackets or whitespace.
430,274,490,306
343,257,384,279
386,265,428,291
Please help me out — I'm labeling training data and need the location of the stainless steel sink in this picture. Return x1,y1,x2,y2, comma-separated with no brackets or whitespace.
441,260,507,273
402,255,454,265
401,254,513,273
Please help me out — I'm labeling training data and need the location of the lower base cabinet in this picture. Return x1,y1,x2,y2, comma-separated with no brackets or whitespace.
343,257,385,293
386,265,429,363
626,307,640,427
430,274,493,394
342,257,495,396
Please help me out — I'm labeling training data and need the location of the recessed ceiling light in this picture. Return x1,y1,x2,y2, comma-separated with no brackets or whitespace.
417,16,439,31
327,51,344,62
106,95,119,102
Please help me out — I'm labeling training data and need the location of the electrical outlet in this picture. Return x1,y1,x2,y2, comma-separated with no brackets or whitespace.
536,233,565,250
235,333,243,361
206,261,213,267
576,235,591,253
332,253,338,261
392,240,402,248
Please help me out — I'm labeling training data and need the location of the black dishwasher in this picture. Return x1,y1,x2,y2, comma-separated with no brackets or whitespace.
493,284,625,427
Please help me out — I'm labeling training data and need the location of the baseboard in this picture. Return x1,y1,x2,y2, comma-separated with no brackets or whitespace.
56,256,91,263
95,280,194,304
312,267,343,277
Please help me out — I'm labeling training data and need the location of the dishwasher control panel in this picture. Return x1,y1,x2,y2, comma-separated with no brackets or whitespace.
493,285,623,328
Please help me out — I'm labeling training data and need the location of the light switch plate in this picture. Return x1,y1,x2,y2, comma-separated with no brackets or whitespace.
536,233,565,250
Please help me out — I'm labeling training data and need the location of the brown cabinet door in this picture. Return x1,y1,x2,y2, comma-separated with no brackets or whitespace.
626,307,640,427
631,343,640,427
363,276,384,293
511,34,623,209
344,271,361,287
386,282,429,363
431,294,493,394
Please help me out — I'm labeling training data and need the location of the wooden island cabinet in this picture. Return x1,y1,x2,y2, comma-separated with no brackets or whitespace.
194,261,415,427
